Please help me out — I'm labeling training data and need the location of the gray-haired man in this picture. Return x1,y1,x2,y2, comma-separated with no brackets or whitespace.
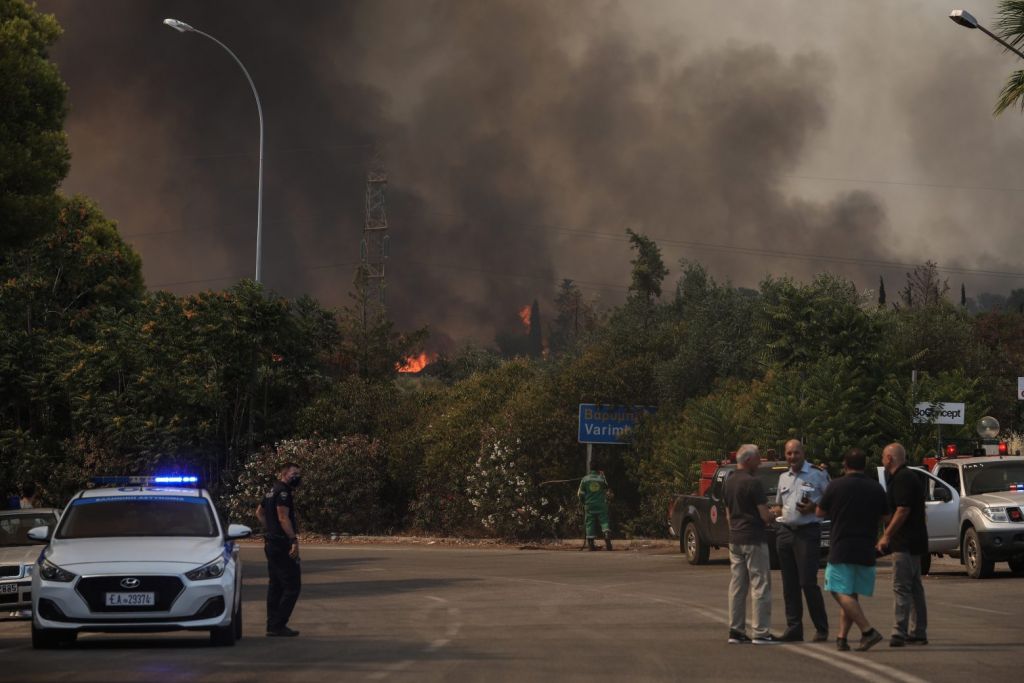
724,444,780,644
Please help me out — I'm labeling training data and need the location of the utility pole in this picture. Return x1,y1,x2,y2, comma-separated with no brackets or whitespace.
360,154,389,324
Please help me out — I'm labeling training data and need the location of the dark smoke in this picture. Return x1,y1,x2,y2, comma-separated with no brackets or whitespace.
38,0,895,345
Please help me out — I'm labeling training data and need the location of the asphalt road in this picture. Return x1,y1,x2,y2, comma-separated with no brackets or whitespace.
1,543,1021,682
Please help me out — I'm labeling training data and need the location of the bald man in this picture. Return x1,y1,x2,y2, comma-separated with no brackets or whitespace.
877,442,928,647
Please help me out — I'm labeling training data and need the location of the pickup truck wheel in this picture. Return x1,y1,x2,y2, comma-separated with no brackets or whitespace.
963,527,994,579
920,553,931,576
1008,555,1024,576
684,522,709,565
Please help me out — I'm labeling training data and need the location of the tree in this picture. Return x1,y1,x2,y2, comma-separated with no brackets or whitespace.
338,265,427,380
879,276,886,308
549,279,596,355
626,229,668,304
993,1,1024,113
527,299,543,357
900,261,949,309
0,0,70,247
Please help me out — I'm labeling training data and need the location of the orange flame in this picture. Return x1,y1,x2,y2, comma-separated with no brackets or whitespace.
518,305,531,330
397,352,435,373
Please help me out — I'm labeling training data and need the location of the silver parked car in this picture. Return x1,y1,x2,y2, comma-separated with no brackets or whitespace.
1,508,61,614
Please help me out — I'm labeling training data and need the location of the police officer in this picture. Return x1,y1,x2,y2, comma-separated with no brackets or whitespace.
256,461,302,637
577,460,612,551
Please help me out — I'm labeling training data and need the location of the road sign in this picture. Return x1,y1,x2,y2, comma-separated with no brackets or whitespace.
912,402,965,426
578,404,657,444
1018,377,1024,400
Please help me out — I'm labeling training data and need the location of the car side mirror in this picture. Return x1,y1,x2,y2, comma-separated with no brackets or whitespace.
226,524,252,540
934,487,953,503
27,526,50,542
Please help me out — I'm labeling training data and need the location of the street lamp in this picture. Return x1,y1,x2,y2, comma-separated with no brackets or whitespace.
163,18,266,284
949,9,1024,60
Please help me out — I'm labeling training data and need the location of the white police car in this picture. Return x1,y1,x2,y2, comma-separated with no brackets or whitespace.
29,476,251,648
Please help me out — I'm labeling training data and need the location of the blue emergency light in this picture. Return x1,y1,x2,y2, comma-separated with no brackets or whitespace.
90,475,200,487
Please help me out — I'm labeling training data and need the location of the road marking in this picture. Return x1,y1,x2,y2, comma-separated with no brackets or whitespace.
366,595,462,681
930,600,1011,616
494,575,928,683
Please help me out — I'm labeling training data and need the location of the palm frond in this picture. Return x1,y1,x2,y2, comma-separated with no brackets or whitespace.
994,69,1024,115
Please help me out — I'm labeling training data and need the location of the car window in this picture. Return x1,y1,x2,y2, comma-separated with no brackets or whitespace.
936,466,961,493
0,512,59,546
56,496,217,538
963,462,1024,496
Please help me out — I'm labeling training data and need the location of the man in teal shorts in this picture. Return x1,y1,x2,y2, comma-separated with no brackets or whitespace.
816,448,889,651
578,461,612,551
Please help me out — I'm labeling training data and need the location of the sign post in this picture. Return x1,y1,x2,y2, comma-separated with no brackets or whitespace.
577,403,657,473
912,401,966,458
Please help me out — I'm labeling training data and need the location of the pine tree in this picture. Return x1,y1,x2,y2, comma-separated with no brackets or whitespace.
527,299,543,357
879,276,886,308
961,283,967,307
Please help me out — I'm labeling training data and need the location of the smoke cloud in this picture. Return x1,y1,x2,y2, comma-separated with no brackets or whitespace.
37,0,1020,344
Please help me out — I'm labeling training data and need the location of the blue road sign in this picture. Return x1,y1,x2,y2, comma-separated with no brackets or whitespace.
578,404,657,444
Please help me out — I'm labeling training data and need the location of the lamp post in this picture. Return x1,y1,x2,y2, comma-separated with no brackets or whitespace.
949,9,1024,60
163,18,265,284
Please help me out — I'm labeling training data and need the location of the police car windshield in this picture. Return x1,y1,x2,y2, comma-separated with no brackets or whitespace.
56,496,217,539
0,512,58,547
963,462,1024,496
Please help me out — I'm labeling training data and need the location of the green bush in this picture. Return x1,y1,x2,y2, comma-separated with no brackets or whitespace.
223,436,388,534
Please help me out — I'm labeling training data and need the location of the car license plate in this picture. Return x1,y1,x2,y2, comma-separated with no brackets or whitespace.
105,592,155,607
0,583,17,594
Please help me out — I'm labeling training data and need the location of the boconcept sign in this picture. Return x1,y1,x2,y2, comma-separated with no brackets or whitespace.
912,402,965,425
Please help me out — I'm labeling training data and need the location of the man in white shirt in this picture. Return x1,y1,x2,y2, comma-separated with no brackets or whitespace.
774,439,830,642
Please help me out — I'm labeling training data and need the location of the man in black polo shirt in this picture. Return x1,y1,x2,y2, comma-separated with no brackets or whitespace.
723,444,779,645
817,448,888,651
256,461,302,637
877,442,929,647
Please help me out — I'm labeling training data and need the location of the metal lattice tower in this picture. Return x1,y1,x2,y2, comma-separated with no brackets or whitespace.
360,159,389,320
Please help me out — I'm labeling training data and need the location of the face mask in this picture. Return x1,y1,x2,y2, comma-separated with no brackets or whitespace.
288,474,302,488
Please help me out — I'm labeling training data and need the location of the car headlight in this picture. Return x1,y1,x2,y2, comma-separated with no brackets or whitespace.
983,507,1009,522
186,556,227,581
23,564,33,577
38,558,76,582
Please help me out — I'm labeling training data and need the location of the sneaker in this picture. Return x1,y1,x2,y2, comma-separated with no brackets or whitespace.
727,630,752,644
812,631,829,643
836,637,850,651
906,635,928,645
266,626,300,637
753,634,783,645
857,629,883,651
889,636,905,647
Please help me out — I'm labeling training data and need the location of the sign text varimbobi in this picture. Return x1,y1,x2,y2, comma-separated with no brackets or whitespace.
912,401,965,426
578,404,657,444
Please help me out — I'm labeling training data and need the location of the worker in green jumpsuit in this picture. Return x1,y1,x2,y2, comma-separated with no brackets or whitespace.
578,465,612,551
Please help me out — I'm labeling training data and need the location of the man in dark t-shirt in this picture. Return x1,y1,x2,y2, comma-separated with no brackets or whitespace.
817,448,888,652
878,442,928,646
256,461,303,637
723,444,778,644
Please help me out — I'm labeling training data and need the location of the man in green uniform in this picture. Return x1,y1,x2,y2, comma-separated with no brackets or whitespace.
578,463,612,551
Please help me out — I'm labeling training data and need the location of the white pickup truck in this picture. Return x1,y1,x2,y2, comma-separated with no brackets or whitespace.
880,456,1024,578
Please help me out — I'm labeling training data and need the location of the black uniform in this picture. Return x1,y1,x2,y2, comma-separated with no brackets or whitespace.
262,480,301,632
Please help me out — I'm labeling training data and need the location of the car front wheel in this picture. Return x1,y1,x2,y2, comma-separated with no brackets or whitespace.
684,522,709,565
963,527,994,579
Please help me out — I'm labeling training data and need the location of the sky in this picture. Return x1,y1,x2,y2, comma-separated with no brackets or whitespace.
34,0,1024,345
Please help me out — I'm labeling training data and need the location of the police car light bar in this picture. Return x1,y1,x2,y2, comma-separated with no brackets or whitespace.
90,475,200,486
